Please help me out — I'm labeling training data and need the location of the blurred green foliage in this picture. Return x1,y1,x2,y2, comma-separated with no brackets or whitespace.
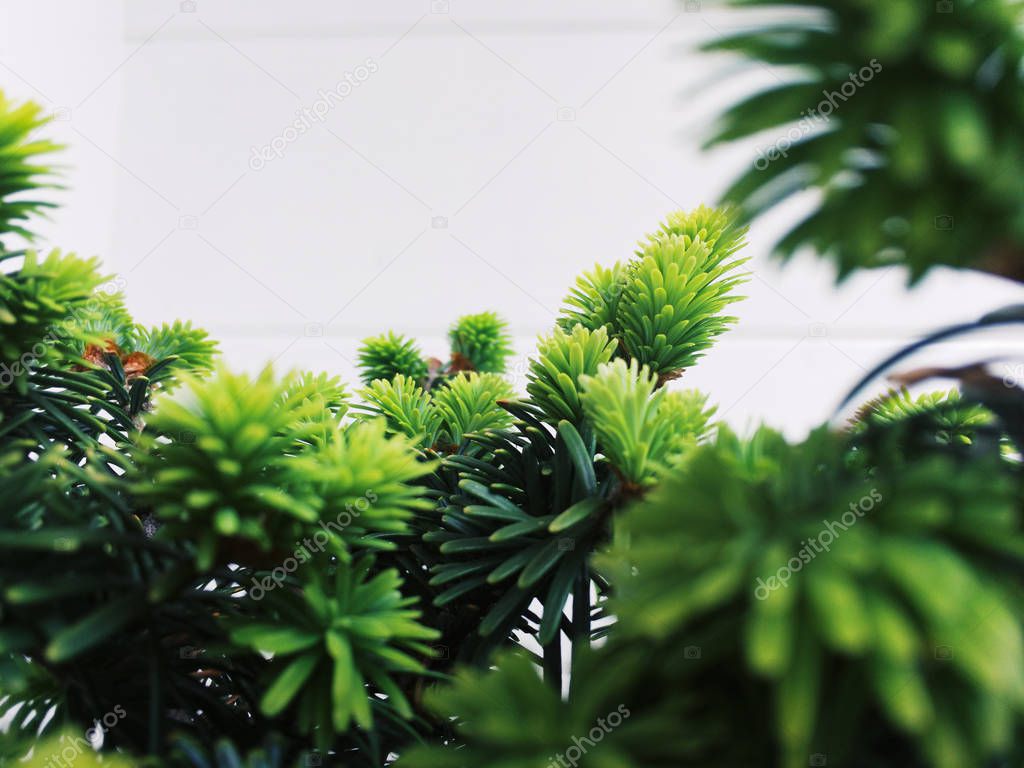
706,0,1024,281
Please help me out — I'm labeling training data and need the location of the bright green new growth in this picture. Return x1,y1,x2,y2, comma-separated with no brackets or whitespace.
432,371,514,445
652,205,749,257
282,370,350,437
526,323,617,425
449,310,514,373
16,275,218,386
72,289,134,352
0,244,217,483
133,366,325,567
556,207,748,381
579,358,714,485
557,261,627,336
356,331,427,385
231,555,439,747
852,387,992,445
618,206,748,377
356,313,514,393
0,250,107,369
286,370,348,408
660,388,718,461
0,90,61,242
134,367,434,568
129,320,218,377
705,0,1024,281
360,373,441,446
306,418,436,549
359,370,513,450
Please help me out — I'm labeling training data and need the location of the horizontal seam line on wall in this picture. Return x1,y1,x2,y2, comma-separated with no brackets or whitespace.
124,20,717,44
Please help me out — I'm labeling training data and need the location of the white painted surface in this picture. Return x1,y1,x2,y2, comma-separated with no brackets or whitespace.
2,0,1020,437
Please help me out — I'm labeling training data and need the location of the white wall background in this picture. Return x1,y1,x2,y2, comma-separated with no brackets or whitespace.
2,0,1021,437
